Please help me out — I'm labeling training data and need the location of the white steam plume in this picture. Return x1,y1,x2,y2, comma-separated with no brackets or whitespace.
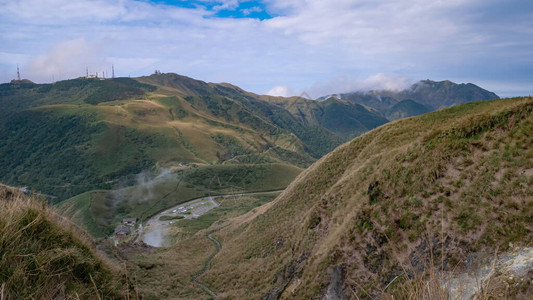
26,38,109,82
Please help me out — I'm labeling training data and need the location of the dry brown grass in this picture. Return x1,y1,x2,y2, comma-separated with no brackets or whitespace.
198,97,533,299
0,184,129,299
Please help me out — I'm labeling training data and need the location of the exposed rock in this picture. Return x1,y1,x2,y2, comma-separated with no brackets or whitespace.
446,247,533,299
323,265,346,300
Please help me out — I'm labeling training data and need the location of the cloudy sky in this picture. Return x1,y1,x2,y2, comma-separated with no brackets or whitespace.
0,0,531,98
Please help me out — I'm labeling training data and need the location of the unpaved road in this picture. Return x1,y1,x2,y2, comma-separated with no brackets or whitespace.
139,196,220,247
193,231,222,298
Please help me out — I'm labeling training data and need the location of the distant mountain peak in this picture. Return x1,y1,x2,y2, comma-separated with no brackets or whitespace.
318,79,499,121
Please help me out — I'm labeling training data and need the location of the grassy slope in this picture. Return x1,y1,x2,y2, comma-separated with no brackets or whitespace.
0,184,125,299
202,97,533,299
258,94,388,147
123,193,280,299
386,99,430,121
201,82,348,157
1,75,313,201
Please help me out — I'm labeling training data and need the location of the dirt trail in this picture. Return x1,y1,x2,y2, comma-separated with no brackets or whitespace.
193,231,222,299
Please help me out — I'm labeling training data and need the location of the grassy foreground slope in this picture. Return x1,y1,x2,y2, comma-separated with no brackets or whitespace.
0,184,125,299
203,97,533,299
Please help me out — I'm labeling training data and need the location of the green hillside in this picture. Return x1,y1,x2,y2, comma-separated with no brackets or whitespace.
0,75,314,201
386,99,430,120
57,163,301,237
200,97,533,299
0,73,394,202
265,96,389,140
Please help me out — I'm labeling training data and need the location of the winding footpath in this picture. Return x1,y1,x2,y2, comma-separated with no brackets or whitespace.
193,231,222,299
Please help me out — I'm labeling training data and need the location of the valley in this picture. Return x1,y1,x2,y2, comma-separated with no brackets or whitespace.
138,191,278,248
0,74,496,204
139,196,221,247
2,0,532,298
3,72,532,299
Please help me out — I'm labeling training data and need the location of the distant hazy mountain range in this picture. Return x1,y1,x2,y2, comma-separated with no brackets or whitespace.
318,79,499,120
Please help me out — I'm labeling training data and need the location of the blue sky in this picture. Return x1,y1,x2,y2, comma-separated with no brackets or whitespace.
0,0,532,98
149,0,275,19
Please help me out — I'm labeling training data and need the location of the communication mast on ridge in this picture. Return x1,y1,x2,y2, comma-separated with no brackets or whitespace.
112,65,115,78
16,64,21,81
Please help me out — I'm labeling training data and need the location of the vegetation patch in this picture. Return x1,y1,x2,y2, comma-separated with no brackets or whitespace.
159,215,185,221
0,184,126,299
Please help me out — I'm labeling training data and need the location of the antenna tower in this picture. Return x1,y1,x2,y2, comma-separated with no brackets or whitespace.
86,67,89,77
112,65,115,78
16,64,21,81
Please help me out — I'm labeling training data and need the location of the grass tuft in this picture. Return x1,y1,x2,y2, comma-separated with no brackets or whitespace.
0,184,127,299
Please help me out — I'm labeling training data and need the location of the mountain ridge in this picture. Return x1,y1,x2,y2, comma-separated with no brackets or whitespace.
318,79,499,121
0,73,500,210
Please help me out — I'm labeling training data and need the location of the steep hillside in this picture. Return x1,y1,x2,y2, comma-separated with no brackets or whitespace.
398,80,500,110
139,73,348,158
0,184,125,298
262,96,389,140
202,97,533,299
386,99,430,121
336,79,499,120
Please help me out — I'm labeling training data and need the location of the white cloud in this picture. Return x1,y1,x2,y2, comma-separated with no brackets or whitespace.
266,85,295,97
0,0,531,97
212,0,240,12
242,6,263,16
307,73,413,98
359,73,413,91
26,38,109,82
265,0,466,53
0,0,206,25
